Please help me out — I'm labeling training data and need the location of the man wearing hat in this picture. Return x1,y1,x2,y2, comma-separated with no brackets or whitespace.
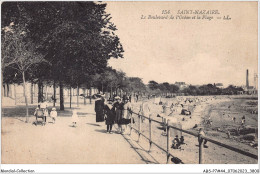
95,94,105,122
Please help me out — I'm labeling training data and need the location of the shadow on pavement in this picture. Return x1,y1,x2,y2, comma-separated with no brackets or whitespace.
86,123,101,127
121,134,159,164
95,129,107,134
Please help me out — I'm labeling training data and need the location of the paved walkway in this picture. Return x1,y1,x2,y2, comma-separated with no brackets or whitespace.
2,104,146,164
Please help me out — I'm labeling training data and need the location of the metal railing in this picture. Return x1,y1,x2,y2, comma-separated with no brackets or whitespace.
127,109,258,164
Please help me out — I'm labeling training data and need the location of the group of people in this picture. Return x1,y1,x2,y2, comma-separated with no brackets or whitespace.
34,100,80,126
95,95,132,134
34,100,57,124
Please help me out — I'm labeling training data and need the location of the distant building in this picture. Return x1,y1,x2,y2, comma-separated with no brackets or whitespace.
244,69,258,94
215,83,224,88
243,86,257,95
175,82,188,90
175,82,185,86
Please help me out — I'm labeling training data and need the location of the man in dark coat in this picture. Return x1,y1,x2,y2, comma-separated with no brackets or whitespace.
95,95,105,122
104,103,116,133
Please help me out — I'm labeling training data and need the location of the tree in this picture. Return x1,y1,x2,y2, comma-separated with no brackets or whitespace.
105,68,119,97
162,82,170,92
169,84,179,93
2,2,124,110
1,22,18,96
148,80,158,90
158,83,167,94
4,24,47,122
38,2,124,109
127,77,146,94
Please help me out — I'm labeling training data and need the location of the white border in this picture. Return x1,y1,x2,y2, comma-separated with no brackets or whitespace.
1,0,259,173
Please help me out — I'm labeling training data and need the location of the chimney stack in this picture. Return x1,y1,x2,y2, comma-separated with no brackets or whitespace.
246,69,249,88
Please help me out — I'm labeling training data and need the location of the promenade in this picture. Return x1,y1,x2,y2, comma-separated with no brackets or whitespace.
2,103,146,164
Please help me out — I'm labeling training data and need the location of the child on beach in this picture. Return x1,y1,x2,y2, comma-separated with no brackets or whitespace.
241,115,246,126
72,109,79,127
50,107,57,124
171,135,181,149
232,117,236,123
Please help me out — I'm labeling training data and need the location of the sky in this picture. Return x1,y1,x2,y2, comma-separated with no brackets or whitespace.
106,1,258,87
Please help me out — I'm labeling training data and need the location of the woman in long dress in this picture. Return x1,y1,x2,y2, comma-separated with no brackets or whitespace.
122,97,132,134
113,96,123,133
95,96,105,122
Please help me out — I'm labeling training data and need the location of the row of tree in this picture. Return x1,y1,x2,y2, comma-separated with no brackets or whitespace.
147,81,244,96
2,2,125,122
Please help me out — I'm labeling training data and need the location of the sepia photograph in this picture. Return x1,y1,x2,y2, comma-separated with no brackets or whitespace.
1,0,259,172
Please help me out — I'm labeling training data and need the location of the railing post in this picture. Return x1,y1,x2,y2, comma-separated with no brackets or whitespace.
198,131,203,164
166,119,170,164
148,114,152,151
138,113,141,142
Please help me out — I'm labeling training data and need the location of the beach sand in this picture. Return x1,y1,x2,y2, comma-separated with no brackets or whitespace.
129,95,258,164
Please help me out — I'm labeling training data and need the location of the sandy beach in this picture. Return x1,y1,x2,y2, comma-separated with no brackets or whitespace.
129,95,258,164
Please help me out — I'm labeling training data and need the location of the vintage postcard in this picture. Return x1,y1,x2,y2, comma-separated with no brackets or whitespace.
1,1,259,173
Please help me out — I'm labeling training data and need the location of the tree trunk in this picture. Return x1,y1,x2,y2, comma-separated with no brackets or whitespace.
14,83,17,105
110,86,112,98
38,81,43,103
34,83,37,98
70,86,72,109
7,83,9,97
4,84,7,97
60,82,64,110
77,85,79,107
89,87,92,104
41,85,44,100
1,69,4,98
30,83,33,104
53,81,56,107
22,71,29,123
45,85,48,100
83,88,86,105
9,83,13,98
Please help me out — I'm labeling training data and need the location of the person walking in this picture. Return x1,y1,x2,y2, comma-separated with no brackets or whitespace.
113,96,123,133
72,109,79,127
95,95,105,122
104,101,115,133
50,107,57,124
121,97,132,134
